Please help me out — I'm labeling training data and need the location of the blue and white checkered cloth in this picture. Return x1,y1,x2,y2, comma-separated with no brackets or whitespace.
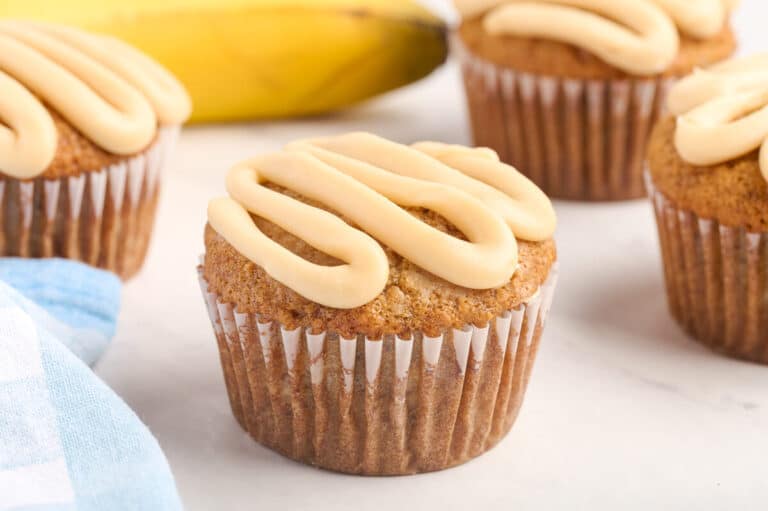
0,259,182,511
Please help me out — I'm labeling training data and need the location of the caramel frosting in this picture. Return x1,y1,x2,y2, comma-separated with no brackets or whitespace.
453,0,735,75
0,20,191,179
208,133,556,309
669,54,768,182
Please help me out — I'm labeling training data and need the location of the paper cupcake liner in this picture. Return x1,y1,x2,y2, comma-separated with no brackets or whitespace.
198,263,558,475
647,174,768,364
457,39,674,201
0,126,180,279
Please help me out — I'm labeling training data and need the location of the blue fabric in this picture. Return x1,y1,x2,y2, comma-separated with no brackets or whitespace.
0,259,182,511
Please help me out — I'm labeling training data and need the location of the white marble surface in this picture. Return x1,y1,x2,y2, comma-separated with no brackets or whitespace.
97,1,768,509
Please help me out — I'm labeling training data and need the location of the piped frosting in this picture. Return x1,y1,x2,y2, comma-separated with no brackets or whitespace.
0,20,191,179
669,54,768,182
207,133,556,309
454,0,735,75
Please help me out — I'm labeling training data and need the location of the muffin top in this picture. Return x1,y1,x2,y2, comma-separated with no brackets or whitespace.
204,133,557,338
0,20,191,181
455,0,737,78
648,54,768,231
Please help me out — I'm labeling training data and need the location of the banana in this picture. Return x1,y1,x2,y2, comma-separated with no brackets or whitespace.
0,0,448,123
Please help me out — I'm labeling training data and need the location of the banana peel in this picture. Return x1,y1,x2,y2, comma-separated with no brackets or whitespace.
0,0,448,123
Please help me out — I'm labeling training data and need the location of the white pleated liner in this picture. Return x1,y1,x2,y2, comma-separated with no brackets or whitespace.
456,37,674,201
646,173,768,364
0,126,180,278
198,263,559,475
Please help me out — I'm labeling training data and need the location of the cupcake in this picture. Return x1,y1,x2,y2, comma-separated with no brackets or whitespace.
647,53,768,364
199,133,558,475
454,0,737,201
0,20,190,278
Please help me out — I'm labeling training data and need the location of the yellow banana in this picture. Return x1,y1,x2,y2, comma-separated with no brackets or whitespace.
0,0,448,123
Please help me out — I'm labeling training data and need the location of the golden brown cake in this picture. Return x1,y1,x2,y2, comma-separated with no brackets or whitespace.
0,21,190,278
199,133,559,475
454,0,738,201
646,53,768,364
649,118,768,231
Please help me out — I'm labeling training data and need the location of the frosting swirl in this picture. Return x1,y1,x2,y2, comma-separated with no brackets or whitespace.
208,133,556,309
0,20,191,179
669,54,768,182
454,0,734,75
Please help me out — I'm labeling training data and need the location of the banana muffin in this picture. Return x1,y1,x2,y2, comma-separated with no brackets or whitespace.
0,20,190,278
199,133,559,474
454,0,737,200
647,53,768,364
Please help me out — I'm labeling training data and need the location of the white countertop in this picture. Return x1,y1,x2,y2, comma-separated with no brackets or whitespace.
97,1,768,509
